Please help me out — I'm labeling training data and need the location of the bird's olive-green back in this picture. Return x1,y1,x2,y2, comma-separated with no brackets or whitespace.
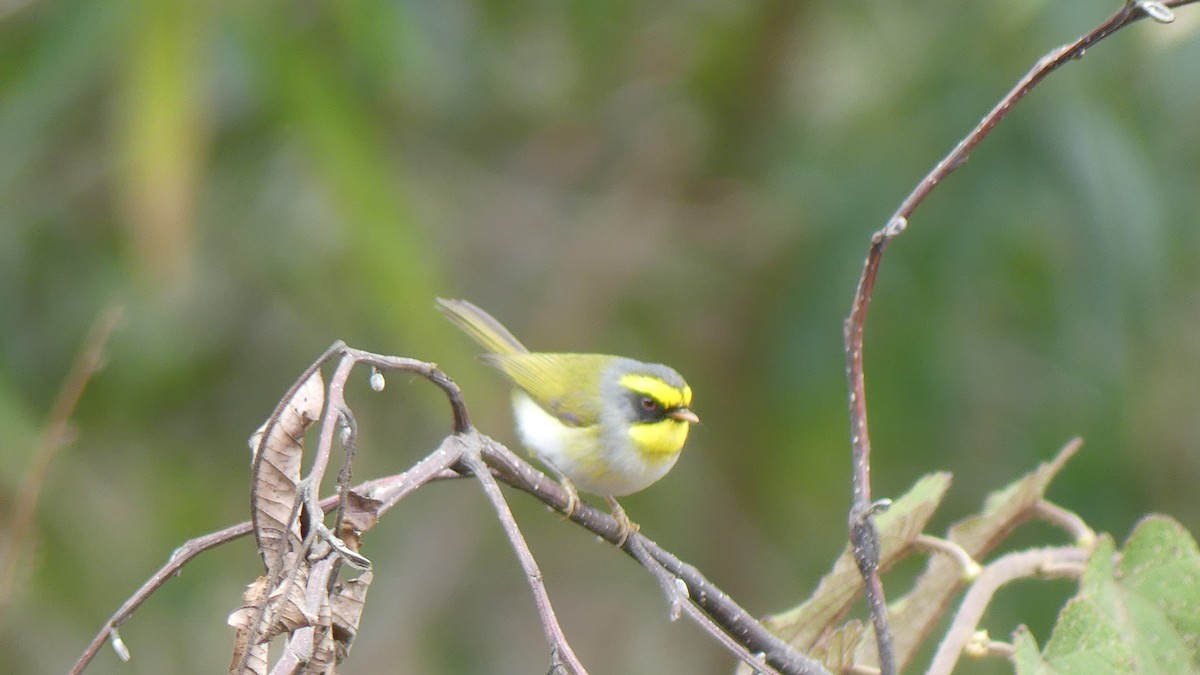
483,353,611,427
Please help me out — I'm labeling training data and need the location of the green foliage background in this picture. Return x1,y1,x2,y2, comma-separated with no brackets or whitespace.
1,1,1197,673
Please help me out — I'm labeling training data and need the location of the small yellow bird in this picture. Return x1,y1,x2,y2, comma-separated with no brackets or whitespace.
437,298,699,541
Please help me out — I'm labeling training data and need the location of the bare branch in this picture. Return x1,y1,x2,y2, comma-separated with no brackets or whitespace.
624,536,784,675
480,438,830,675
927,546,1089,675
72,520,255,674
459,443,587,674
841,2,1196,671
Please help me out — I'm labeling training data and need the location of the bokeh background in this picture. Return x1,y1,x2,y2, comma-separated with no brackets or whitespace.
2,0,1198,673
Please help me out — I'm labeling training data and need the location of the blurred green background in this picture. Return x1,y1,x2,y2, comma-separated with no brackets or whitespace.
1,0,1198,672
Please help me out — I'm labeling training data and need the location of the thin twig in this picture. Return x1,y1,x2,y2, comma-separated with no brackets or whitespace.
71,520,254,674
841,1,1195,671
332,405,358,538
640,538,829,675
844,219,903,675
341,346,472,434
887,0,1196,226
926,546,1088,675
459,441,587,675
361,437,467,512
0,303,123,620
306,354,357,504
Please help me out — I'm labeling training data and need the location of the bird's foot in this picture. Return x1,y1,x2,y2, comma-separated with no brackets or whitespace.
605,496,639,547
560,476,580,520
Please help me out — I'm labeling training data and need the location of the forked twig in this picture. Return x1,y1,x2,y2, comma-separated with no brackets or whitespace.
239,345,472,670
624,536,783,675
481,438,830,675
841,1,1194,671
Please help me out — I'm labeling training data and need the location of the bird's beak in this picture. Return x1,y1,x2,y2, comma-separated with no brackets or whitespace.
668,408,700,424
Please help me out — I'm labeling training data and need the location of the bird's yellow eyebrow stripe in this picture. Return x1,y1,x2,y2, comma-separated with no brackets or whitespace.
619,374,692,408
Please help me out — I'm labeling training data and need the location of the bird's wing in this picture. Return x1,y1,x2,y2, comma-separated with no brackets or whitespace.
482,353,610,427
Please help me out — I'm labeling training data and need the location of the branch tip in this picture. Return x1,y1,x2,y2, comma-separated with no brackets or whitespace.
964,630,1015,659
1034,500,1096,549
915,534,983,581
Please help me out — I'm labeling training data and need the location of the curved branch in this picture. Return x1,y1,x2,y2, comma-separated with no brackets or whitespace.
841,2,1195,671
927,546,1088,675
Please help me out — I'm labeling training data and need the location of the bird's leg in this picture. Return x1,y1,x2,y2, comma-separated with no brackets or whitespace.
537,459,580,519
605,496,639,547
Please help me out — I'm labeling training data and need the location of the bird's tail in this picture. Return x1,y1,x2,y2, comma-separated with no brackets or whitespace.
436,298,530,355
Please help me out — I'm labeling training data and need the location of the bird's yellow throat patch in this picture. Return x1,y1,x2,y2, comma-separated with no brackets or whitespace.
618,373,692,409
627,418,690,459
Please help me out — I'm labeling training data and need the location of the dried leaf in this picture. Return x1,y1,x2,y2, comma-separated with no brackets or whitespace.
331,571,374,656
758,472,952,652
250,371,324,571
228,555,317,647
340,491,383,536
746,440,1080,674
807,619,864,671
302,559,338,674
266,562,317,638
228,577,270,675
230,642,268,675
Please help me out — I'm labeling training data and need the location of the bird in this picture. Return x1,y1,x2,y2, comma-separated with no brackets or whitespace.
437,298,699,543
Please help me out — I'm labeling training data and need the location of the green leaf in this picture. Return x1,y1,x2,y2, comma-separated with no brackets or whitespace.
1015,516,1200,674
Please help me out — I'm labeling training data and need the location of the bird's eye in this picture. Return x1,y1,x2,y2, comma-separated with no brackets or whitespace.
639,396,658,412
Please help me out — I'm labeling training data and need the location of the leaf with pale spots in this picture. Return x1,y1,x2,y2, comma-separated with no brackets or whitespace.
1013,516,1200,674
